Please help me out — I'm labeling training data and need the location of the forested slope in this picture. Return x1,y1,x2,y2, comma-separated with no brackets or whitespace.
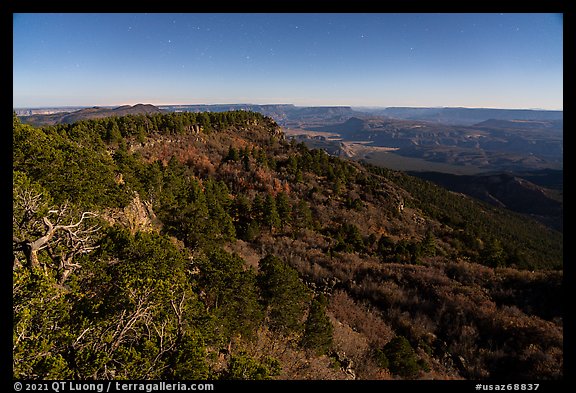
13,111,562,380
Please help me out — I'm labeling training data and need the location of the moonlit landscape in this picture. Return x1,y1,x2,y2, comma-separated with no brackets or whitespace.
13,12,563,386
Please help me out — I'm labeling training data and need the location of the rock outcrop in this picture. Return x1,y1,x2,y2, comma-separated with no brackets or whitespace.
102,192,159,235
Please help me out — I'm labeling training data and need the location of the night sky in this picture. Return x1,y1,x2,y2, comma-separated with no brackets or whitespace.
13,13,563,109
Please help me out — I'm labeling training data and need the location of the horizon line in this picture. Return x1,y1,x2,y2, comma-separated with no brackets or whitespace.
13,103,564,111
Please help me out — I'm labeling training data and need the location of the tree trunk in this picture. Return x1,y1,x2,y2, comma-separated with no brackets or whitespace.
22,241,40,269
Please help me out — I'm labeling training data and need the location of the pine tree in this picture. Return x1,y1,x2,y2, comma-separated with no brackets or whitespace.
242,154,251,171
292,200,313,230
224,145,240,162
197,249,263,342
384,336,421,379
301,296,333,355
275,192,291,228
251,194,264,222
421,229,437,257
106,120,122,143
263,193,280,232
257,255,310,335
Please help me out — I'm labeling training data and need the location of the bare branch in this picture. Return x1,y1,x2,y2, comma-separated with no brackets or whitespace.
72,328,91,349
104,288,156,355
14,190,44,227
57,211,98,231
15,201,100,281
171,291,187,338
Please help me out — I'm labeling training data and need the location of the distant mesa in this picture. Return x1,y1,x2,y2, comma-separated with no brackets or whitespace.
18,104,563,129
473,118,563,131
364,107,563,126
19,104,165,126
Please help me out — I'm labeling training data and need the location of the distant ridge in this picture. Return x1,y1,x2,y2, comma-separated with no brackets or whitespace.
18,104,563,128
473,118,563,132
19,104,166,126
409,170,563,232
362,107,563,126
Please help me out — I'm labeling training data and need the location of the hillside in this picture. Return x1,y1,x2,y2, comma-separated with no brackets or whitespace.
408,171,563,232
13,111,562,381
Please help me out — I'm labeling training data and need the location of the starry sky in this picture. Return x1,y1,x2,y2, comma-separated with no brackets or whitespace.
13,13,563,110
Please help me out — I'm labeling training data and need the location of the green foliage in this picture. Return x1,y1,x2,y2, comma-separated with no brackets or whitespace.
13,269,74,379
13,119,130,208
196,248,263,343
165,333,210,380
156,166,236,248
421,230,437,257
231,193,252,239
96,227,188,283
224,352,281,380
383,336,422,379
244,221,261,242
257,255,311,335
275,192,292,228
388,239,422,264
106,121,122,143
68,227,210,379
301,296,334,355
224,145,240,162
481,237,506,268
365,165,562,270
327,223,365,253
263,193,281,231
344,197,364,211
251,194,264,222
377,235,395,257
292,200,314,230
374,348,390,369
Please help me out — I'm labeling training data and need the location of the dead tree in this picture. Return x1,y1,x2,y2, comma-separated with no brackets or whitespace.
13,196,100,284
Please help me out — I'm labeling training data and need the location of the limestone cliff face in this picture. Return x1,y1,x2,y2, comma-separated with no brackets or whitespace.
102,192,160,235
